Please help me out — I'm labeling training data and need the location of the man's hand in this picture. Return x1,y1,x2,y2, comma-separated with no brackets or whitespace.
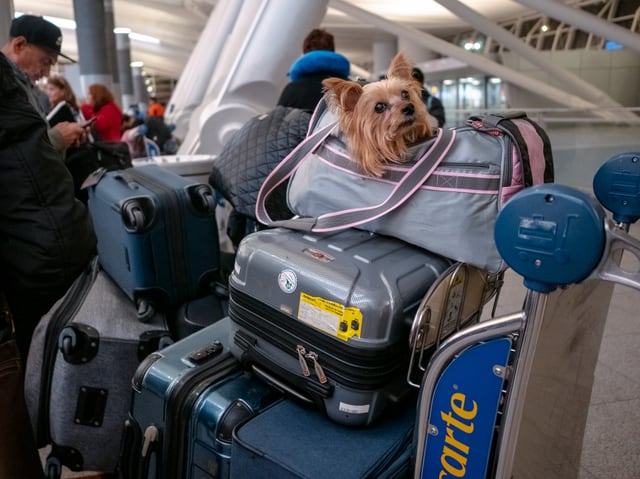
53,121,89,148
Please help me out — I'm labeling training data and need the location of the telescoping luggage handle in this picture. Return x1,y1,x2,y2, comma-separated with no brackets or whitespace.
414,152,640,479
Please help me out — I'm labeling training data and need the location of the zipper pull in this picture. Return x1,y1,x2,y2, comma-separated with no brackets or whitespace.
141,425,159,457
306,351,328,384
296,345,311,377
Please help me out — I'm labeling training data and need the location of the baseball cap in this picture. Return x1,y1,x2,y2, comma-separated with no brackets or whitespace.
10,14,76,63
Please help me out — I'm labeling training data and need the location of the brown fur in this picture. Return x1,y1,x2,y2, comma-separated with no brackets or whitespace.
322,52,434,177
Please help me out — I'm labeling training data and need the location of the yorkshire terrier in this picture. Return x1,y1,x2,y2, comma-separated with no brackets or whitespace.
322,52,435,178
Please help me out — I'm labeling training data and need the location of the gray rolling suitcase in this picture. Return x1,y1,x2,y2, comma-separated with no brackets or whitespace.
228,228,453,426
24,257,173,479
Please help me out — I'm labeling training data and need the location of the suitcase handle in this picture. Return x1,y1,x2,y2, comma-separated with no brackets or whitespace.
251,365,315,405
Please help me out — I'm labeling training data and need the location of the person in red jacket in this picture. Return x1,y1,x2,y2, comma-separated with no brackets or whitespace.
83,83,123,141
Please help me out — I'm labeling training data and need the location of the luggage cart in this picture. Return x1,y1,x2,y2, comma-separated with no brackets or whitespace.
411,151,640,479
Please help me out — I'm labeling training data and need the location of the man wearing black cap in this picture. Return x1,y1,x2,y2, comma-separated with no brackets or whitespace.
2,14,87,150
0,15,96,479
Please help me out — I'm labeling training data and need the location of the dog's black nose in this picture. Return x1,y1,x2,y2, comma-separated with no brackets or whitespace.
402,103,415,116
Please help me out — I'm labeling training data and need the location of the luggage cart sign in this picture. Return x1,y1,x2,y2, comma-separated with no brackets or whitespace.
421,337,512,479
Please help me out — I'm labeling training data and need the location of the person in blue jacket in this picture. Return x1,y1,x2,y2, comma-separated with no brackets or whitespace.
277,28,350,112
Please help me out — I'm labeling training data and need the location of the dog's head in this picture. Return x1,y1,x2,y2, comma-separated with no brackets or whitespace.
322,52,434,177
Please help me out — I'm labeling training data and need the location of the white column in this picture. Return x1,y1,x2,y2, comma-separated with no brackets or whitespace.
372,40,397,79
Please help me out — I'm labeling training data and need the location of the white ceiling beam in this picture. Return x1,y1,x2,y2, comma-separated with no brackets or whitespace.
512,0,640,53
329,0,634,123
434,0,636,122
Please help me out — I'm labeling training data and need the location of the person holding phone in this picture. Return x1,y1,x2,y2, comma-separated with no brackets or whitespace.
2,16,88,151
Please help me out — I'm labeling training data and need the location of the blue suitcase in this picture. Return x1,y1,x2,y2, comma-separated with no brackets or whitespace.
86,164,219,319
120,318,281,479
231,397,415,479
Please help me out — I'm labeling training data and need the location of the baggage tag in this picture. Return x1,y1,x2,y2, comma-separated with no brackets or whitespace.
81,166,108,189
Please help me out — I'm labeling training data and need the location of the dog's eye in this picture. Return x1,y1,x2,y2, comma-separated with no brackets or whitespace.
375,103,387,114
401,90,409,99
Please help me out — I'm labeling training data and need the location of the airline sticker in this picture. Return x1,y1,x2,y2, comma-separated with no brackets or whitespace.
303,248,334,263
278,269,297,293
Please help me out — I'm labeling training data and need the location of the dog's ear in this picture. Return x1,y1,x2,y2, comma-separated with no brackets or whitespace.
322,78,363,113
387,52,413,81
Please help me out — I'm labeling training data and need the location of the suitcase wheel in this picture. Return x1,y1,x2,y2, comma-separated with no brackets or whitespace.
122,202,147,232
45,456,62,479
136,297,155,322
58,324,100,364
188,184,216,215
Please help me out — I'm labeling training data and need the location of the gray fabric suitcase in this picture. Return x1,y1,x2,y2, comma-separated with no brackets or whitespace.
228,228,452,426
24,257,173,478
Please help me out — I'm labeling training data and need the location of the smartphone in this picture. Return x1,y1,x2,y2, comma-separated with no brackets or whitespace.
81,117,96,127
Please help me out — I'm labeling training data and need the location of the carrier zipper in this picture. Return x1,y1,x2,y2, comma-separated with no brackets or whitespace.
438,162,492,170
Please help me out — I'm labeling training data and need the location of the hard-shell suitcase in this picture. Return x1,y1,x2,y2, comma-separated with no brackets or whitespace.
86,164,219,319
228,227,452,426
120,318,281,479
24,257,173,478
231,397,415,479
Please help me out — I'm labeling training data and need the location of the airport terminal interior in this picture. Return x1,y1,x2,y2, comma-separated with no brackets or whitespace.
4,0,640,477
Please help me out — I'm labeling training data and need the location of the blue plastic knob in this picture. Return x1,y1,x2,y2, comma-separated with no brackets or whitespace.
593,152,640,224
495,184,606,293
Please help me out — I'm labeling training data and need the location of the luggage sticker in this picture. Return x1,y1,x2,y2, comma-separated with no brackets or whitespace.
298,292,362,341
278,269,297,293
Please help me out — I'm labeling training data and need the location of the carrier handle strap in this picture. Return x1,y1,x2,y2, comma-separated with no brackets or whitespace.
257,127,455,233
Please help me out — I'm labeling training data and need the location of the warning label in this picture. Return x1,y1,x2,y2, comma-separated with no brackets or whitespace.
298,292,362,341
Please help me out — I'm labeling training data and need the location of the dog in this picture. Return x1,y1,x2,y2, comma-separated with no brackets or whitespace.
322,52,435,178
